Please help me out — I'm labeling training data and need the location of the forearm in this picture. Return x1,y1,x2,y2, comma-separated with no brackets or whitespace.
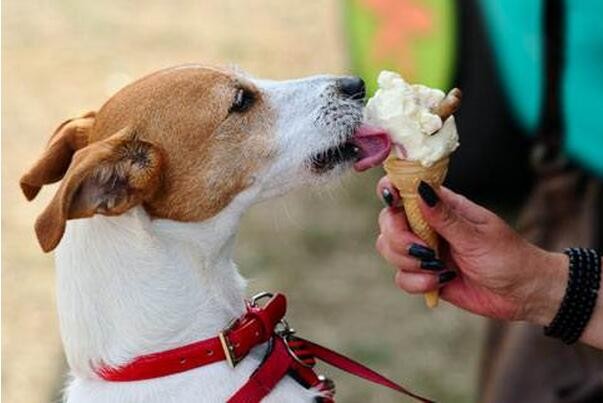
525,251,603,350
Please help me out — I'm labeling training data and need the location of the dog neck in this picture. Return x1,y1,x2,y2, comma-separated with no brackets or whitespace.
54,189,260,378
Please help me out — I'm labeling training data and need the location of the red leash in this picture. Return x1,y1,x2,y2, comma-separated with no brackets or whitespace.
96,292,433,403
300,338,432,402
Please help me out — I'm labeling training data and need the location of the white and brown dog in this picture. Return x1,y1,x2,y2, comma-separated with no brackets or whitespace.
21,65,391,402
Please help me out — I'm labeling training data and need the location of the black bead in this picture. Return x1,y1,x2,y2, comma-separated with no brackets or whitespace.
544,248,601,344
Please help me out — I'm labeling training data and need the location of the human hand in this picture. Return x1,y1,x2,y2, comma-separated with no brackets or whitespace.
375,177,568,324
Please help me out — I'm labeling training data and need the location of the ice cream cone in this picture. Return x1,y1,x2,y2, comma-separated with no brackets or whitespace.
383,155,450,308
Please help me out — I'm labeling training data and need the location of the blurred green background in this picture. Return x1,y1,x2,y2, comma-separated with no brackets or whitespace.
1,1,483,402
345,0,456,94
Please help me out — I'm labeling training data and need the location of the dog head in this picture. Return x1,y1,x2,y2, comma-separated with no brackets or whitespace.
21,65,390,252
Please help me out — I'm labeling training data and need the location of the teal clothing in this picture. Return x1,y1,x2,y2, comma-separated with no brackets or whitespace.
479,0,603,175
479,1,544,133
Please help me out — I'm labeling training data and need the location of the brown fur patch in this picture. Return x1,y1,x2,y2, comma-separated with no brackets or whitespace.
22,65,277,251
89,65,276,222
34,129,164,252
20,111,96,200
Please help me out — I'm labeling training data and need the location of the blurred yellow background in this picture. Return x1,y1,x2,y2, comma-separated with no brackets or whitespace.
2,1,483,402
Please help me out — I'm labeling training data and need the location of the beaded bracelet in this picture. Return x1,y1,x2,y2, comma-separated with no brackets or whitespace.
544,248,601,344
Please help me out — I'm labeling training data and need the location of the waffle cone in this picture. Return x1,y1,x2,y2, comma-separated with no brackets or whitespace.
383,156,449,308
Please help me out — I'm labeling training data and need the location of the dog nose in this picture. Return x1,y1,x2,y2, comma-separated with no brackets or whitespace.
337,77,366,101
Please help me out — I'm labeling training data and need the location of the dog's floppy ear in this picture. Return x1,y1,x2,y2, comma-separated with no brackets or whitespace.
20,111,96,201
33,128,164,252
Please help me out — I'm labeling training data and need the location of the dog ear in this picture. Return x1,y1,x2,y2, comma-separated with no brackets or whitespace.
33,128,164,252
20,111,96,201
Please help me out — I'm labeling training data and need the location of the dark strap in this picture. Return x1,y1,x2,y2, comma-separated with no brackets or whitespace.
532,0,566,170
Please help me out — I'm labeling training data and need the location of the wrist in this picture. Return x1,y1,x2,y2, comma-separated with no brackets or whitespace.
580,272,603,348
523,250,569,326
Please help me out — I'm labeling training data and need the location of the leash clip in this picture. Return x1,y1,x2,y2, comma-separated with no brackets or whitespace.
276,319,315,369
249,291,274,307
250,292,314,368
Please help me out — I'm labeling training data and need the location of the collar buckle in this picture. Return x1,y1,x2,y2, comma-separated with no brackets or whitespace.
218,318,241,368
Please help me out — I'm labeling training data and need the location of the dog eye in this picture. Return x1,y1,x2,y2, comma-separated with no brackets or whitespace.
229,88,255,113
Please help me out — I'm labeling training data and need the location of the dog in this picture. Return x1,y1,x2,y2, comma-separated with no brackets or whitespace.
20,64,391,402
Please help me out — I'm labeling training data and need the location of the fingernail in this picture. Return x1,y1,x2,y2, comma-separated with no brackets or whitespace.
438,270,457,285
418,181,439,207
381,188,394,207
408,243,436,260
420,259,445,271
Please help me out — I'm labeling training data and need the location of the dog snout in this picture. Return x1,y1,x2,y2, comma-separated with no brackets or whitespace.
336,76,365,101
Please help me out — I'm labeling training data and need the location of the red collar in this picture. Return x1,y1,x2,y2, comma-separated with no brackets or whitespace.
96,292,432,403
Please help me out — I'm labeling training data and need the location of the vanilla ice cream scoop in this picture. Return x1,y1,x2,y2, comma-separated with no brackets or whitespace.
364,71,460,167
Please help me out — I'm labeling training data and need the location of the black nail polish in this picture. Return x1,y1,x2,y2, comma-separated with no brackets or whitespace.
408,243,436,260
418,181,439,207
420,259,445,271
438,270,457,285
381,188,394,207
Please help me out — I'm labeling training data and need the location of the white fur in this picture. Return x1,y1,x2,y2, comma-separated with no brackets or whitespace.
55,73,363,402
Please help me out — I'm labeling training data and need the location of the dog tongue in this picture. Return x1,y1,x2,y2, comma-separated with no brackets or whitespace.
351,125,392,172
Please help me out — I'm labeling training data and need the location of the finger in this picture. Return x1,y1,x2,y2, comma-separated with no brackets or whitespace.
439,187,491,225
376,234,421,271
439,276,481,314
377,234,446,273
378,207,412,245
378,209,426,254
439,277,469,307
394,271,438,294
395,270,458,294
416,181,477,246
376,176,400,207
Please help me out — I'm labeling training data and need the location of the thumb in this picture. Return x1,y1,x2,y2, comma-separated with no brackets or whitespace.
416,181,481,246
